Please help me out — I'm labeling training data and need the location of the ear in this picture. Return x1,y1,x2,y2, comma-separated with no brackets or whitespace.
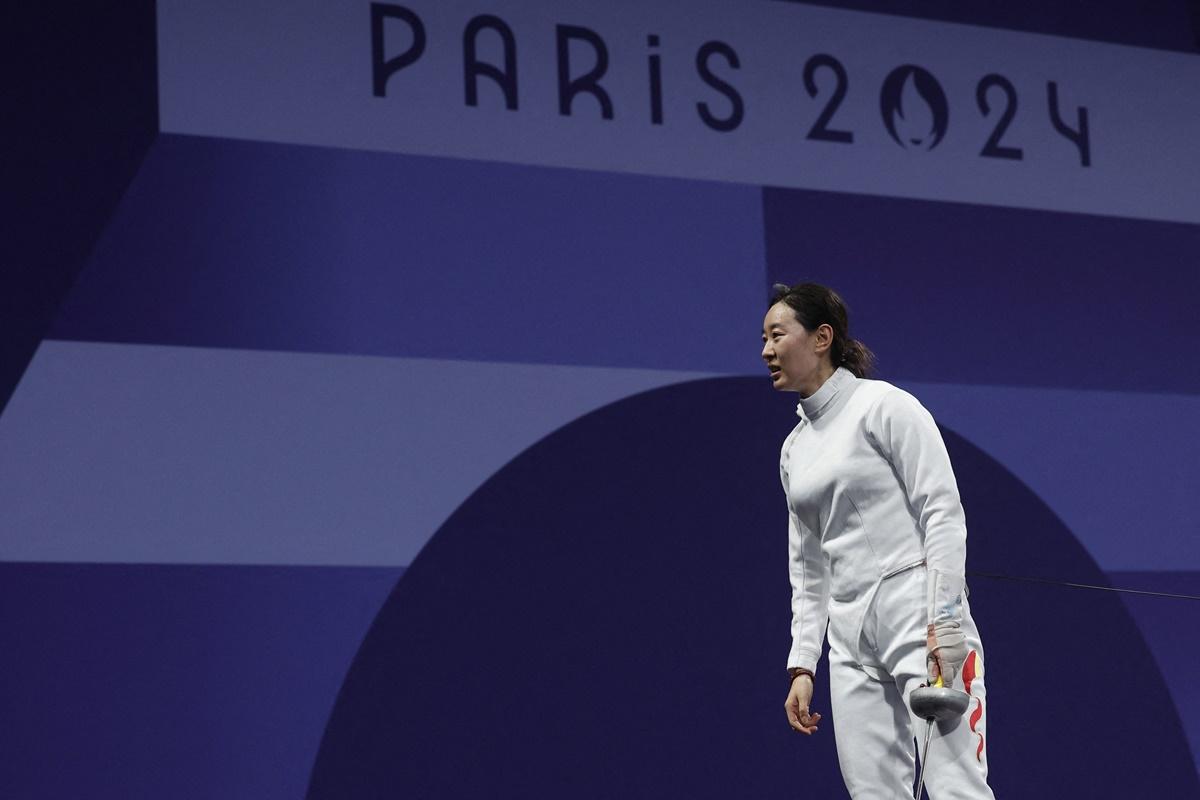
813,323,834,354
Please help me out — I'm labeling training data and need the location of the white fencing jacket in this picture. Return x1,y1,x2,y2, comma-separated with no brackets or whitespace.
780,367,968,674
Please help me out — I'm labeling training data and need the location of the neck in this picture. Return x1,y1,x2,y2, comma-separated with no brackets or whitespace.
798,363,837,398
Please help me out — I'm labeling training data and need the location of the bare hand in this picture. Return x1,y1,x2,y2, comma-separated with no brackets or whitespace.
784,674,822,735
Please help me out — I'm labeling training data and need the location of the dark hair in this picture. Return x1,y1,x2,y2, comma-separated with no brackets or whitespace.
769,282,875,378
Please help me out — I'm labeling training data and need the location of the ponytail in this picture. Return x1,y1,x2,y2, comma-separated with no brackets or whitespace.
834,337,875,379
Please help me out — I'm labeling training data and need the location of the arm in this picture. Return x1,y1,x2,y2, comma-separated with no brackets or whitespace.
864,388,966,580
780,448,830,734
785,508,830,676
865,389,969,681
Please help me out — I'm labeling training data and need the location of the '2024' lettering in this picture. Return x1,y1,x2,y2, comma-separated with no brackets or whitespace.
804,54,1091,166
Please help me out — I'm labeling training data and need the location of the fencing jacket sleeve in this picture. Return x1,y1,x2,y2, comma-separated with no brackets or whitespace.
781,427,830,675
864,388,968,623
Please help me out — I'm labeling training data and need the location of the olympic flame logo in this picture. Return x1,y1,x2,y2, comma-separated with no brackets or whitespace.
880,65,949,151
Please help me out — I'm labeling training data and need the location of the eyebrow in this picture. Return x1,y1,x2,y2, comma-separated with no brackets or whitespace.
762,323,785,334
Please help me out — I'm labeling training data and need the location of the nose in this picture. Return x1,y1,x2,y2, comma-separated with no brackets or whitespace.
761,341,773,361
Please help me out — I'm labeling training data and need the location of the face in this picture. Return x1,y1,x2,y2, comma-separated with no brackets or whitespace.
761,302,832,394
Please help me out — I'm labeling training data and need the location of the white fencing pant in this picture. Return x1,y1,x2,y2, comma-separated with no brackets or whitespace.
828,568,993,799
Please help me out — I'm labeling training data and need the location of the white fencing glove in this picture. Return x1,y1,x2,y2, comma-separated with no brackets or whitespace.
926,569,968,684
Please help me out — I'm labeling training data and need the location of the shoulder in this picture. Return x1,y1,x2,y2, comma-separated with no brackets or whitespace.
843,378,915,420
851,377,898,404
855,379,927,414
859,382,940,444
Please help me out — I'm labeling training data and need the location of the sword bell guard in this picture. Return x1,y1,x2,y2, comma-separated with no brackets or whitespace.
910,685,970,722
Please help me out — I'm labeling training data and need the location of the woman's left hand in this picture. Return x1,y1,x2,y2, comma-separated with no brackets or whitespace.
926,621,968,684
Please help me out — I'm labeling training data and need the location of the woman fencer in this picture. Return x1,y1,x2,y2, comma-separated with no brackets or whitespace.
764,282,994,798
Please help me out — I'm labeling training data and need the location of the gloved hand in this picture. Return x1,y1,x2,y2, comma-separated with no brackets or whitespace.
926,620,968,684
926,569,967,684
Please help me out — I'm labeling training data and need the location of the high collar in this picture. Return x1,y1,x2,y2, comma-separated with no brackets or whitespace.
796,366,855,421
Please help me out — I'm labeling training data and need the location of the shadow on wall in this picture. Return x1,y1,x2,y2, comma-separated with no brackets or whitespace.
308,377,1195,798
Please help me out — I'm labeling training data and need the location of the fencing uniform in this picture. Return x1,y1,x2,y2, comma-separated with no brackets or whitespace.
781,367,993,799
